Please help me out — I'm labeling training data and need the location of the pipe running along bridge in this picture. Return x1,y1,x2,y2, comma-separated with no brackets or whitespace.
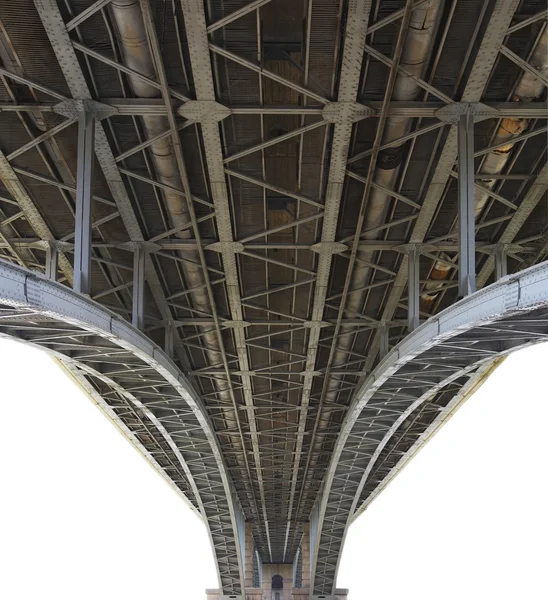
0,0,546,598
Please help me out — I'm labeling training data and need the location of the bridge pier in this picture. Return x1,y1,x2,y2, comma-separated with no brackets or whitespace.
205,586,349,600
206,522,348,600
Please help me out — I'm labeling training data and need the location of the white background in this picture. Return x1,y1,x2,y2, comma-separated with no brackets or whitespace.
0,337,546,599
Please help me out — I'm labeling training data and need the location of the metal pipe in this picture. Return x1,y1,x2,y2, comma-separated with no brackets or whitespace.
110,0,243,471
310,0,443,480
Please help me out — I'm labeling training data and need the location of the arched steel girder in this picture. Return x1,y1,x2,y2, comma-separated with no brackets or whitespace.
311,261,548,595
0,261,245,596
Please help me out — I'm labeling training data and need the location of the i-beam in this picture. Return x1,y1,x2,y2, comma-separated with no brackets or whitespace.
457,110,476,297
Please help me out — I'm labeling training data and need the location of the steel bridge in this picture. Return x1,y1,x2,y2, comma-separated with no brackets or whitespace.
0,1,546,598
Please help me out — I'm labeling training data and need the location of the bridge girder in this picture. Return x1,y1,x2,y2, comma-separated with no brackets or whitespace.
0,260,246,594
310,260,548,593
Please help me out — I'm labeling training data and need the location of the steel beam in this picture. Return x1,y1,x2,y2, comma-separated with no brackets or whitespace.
494,245,508,280
0,151,73,282
45,242,59,281
0,260,243,541
367,0,521,373
33,2,246,594
407,245,420,331
507,9,547,34
132,244,146,330
1,99,547,118
207,0,272,33
312,260,548,595
66,0,112,31
499,45,548,88
286,0,373,566
476,164,548,287
73,108,95,295
179,0,273,564
379,321,389,359
457,111,476,297
309,0,524,592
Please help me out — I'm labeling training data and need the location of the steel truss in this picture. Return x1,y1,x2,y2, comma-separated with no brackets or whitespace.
311,262,548,594
0,0,545,593
0,261,245,594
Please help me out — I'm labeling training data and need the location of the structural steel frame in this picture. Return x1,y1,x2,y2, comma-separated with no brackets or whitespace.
0,261,246,594
0,0,544,594
311,262,548,594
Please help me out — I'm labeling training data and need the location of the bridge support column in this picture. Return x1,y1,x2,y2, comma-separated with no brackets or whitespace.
457,110,476,297
132,244,146,330
53,99,117,295
164,319,174,357
73,106,95,295
379,321,390,358
45,242,59,281
436,102,499,298
407,245,421,331
493,244,509,280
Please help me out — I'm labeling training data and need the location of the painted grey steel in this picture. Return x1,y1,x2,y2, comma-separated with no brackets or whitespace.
477,164,548,288
32,0,246,593
458,112,476,297
45,243,59,281
0,0,545,594
365,0,522,374
132,245,146,330
73,109,95,295
494,245,509,281
1,98,547,118
178,0,271,560
407,245,420,331
311,262,548,594
282,0,373,561
0,260,244,594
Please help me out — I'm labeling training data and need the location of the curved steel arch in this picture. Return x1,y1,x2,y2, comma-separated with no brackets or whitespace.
0,261,245,596
312,261,548,595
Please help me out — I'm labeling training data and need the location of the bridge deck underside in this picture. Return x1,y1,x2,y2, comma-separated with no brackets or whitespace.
0,0,545,574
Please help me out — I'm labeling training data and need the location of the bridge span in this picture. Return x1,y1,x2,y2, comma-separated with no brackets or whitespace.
0,0,546,597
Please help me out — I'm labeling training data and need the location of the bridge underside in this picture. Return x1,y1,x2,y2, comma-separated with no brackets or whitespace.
0,0,546,596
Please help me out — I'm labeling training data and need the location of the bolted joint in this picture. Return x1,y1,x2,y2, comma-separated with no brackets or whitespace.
178,100,231,123
301,370,322,377
206,241,245,253
54,99,118,120
395,242,431,255
322,101,375,124
310,242,348,255
119,240,161,254
303,320,330,329
222,320,250,328
484,243,522,281
435,102,499,124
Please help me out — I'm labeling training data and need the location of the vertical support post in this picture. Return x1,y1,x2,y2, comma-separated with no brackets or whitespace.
407,245,420,332
494,244,508,280
255,548,262,588
165,319,174,357
457,111,476,297
73,108,96,295
45,242,59,281
132,244,146,330
379,321,389,358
